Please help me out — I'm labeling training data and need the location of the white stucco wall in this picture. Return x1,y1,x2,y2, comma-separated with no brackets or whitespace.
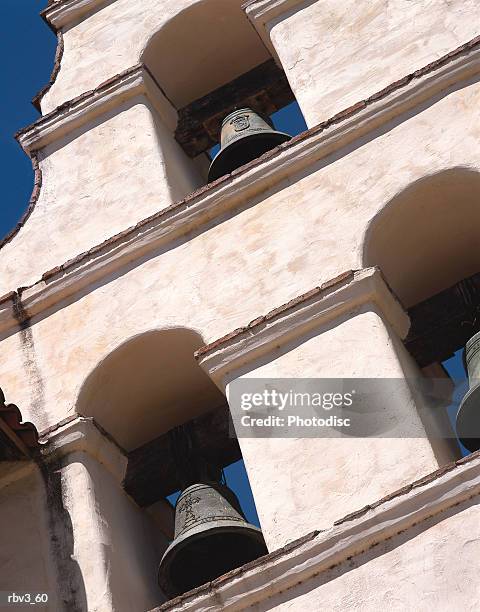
2,5,480,606
60,453,166,612
1,80,479,430
2,77,477,552
44,0,195,112
268,0,480,126
42,0,269,113
0,96,202,294
261,498,480,611
227,309,443,549
0,467,59,610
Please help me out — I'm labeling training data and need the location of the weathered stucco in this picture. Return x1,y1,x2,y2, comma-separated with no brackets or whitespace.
267,0,480,126
1,0,479,608
263,499,480,611
227,309,445,549
1,78,479,436
59,452,166,611
0,466,59,610
152,452,480,611
2,75,480,298
42,0,270,113
1,96,202,294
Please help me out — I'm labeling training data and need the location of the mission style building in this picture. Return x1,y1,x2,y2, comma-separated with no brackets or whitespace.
1,0,480,610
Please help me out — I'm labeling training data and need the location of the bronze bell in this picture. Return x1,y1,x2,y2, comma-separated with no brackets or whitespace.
208,108,292,183
158,482,268,597
456,331,480,451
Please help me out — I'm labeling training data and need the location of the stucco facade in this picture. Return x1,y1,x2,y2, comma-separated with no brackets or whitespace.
1,0,479,610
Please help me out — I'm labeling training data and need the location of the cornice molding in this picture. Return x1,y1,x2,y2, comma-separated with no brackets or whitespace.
154,450,480,611
17,65,144,154
17,64,177,154
41,0,110,31
39,415,127,482
243,0,304,22
2,38,480,337
194,268,409,386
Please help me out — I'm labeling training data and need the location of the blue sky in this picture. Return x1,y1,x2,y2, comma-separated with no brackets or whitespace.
1,1,56,238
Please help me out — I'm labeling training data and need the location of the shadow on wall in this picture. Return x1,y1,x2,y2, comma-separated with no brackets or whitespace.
141,0,270,109
75,328,225,452
363,167,480,309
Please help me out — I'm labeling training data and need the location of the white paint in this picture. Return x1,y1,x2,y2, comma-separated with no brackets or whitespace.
1,94,203,295
60,452,166,611
2,80,479,439
0,468,60,610
265,0,480,126
1,2,479,608
225,309,446,549
2,44,480,304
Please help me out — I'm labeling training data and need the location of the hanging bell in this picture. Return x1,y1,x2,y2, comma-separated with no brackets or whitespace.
456,331,480,451
158,482,268,598
208,108,291,183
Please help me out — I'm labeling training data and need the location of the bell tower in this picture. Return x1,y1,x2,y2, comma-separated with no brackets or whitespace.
1,0,480,610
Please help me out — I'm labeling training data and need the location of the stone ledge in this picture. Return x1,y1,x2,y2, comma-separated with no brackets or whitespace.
194,267,409,386
152,448,480,611
41,0,109,31
16,64,146,154
39,415,127,482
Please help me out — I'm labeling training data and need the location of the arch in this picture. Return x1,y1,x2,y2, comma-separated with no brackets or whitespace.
141,0,270,108
76,328,225,451
363,168,480,308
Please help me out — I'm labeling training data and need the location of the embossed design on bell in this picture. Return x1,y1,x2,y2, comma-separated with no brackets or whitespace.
176,493,201,533
158,481,268,598
208,108,292,183
456,330,480,451
231,114,250,132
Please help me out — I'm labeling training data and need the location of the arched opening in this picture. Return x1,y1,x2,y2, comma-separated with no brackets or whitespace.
364,168,480,455
141,0,306,181
143,0,270,109
77,328,265,598
77,328,224,451
364,168,480,309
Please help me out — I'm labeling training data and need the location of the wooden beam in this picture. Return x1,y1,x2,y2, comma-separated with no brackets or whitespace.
175,59,295,157
123,405,241,507
405,273,480,367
